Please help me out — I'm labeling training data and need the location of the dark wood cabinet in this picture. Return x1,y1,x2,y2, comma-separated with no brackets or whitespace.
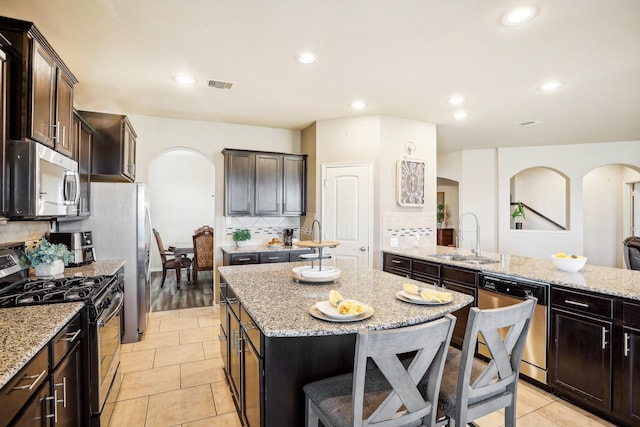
80,111,136,182
382,252,412,278
52,341,83,426
255,153,281,215
223,149,306,217
437,228,454,246
10,378,51,427
0,41,7,215
0,17,78,156
224,248,313,266
225,252,260,266
550,288,613,414
259,251,288,264
72,111,93,216
282,155,306,216
622,301,640,424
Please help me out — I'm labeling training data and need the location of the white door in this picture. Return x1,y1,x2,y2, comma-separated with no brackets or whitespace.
322,163,373,269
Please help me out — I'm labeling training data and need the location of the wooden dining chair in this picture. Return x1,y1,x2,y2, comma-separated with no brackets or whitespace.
436,297,536,427
303,314,456,427
153,228,191,288
192,226,214,288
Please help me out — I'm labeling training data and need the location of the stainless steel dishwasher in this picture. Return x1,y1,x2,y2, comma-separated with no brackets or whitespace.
478,274,549,385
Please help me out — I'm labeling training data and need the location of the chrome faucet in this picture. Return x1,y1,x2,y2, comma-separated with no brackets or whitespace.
311,219,322,243
459,212,481,256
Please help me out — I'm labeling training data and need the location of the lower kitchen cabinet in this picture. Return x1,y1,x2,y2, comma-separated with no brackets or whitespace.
550,287,614,417
223,248,312,266
52,341,83,426
11,378,52,426
440,265,477,348
622,301,640,424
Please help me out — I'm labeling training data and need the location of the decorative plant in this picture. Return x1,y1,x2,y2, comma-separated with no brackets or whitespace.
511,202,526,221
232,229,251,242
437,204,445,223
26,238,74,266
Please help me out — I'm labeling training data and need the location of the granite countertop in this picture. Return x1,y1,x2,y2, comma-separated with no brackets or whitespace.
0,303,85,390
383,246,640,301
221,244,309,254
218,260,473,338
28,260,125,279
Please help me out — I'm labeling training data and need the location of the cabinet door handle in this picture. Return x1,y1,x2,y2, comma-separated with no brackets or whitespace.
64,329,82,343
243,321,257,330
12,369,47,390
624,332,630,357
391,259,402,264
45,390,58,422
55,377,68,408
61,125,66,145
238,258,251,262
565,299,589,308
267,257,280,260
602,327,608,350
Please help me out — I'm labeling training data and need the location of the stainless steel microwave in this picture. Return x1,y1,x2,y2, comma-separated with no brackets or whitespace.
7,140,79,218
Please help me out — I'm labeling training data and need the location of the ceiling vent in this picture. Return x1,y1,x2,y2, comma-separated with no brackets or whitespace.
207,80,234,90
514,120,539,127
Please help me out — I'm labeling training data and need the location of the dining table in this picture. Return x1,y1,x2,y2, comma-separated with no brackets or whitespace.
169,242,194,287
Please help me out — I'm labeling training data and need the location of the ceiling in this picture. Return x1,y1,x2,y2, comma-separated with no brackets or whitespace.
2,0,639,154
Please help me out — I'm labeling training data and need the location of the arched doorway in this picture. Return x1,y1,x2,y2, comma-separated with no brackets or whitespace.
149,148,215,310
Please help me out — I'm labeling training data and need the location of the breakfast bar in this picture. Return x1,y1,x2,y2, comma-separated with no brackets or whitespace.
218,260,473,426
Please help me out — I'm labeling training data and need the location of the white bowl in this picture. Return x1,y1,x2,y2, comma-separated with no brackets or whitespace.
550,254,587,272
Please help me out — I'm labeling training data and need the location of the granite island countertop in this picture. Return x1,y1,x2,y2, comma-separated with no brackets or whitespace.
383,246,640,301
218,259,473,338
0,302,85,390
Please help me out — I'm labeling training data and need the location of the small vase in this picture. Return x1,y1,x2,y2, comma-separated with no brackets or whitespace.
34,259,65,277
515,222,523,230
236,240,250,248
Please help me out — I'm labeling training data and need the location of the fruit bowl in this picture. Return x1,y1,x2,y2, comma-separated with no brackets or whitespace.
550,253,587,272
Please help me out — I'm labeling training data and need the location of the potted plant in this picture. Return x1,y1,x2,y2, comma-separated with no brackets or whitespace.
437,204,445,228
232,229,252,247
511,202,526,229
26,238,74,276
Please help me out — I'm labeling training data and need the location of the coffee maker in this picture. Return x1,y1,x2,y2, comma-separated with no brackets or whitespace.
283,228,295,246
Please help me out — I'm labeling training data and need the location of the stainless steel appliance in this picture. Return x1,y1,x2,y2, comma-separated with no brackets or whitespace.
0,247,123,425
48,231,95,266
6,140,79,218
59,182,151,343
478,274,549,384
283,228,294,246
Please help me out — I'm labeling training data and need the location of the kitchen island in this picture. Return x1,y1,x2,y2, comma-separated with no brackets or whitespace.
218,260,473,427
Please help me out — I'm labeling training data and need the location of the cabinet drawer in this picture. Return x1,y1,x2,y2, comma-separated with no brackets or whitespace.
412,272,439,286
385,266,411,278
623,301,640,327
229,253,259,265
551,287,613,319
227,287,241,319
259,251,288,264
0,345,49,427
241,305,263,357
51,313,83,369
383,253,412,271
290,249,313,261
441,265,477,286
413,259,440,278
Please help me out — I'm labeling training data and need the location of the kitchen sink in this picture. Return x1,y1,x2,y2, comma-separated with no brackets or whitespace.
429,253,500,265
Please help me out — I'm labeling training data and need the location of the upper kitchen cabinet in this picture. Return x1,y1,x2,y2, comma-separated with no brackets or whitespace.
73,111,93,216
223,149,307,217
79,111,137,182
0,17,77,157
0,37,8,216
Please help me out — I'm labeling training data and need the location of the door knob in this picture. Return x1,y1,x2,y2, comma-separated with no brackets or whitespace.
360,246,367,251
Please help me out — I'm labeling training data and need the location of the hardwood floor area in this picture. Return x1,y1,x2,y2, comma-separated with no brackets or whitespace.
149,270,214,312
107,306,616,427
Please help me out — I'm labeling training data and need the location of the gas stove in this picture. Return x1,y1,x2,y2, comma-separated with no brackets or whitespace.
0,275,114,307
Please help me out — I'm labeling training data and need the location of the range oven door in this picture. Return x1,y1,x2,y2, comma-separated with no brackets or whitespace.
94,290,123,415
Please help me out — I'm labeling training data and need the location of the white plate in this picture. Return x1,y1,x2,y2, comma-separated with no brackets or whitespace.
396,290,453,305
291,266,343,283
314,300,371,320
309,302,374,323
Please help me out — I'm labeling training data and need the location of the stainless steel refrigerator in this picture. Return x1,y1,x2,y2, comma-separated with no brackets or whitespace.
59,182,151,343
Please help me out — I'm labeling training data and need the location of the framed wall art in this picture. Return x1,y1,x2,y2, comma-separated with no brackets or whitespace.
396,158,426,207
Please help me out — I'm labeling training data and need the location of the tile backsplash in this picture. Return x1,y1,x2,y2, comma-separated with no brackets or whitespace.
382,212,435,248
224,216,301,246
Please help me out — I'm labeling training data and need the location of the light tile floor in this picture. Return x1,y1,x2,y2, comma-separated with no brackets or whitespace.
105,306,616,427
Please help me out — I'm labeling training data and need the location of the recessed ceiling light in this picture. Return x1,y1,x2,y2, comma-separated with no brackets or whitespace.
539,80,565,92
174,75,197,85
448,95,465,105
297,52,317,64
453,111,468,121
502,6,537,26
350,100,367,110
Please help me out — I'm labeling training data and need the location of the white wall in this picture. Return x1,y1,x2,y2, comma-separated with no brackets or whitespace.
440,140,640,265
313,116,438,268
511,167,568,230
